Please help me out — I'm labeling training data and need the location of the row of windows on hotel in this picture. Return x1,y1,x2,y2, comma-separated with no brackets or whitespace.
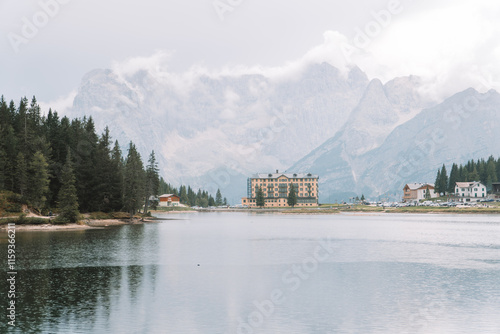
246,198,317,204
254,179,317,182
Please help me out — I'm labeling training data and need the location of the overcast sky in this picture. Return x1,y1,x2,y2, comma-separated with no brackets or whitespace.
1,0,499,110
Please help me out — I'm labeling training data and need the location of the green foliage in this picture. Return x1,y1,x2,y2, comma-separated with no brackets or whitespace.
111,212,132,219
0,215,48,225
1,95,220,217
215,189,223,206
123,142,145,215
435,155,500,193
88,212,113,220
56,150,79,223
256,186,265,207
287,184,297,207
15,152,27,196
144,150,160,212
27,151,50,212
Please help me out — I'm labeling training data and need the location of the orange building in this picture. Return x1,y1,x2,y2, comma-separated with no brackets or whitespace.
159,194,180,207
241,171,319,207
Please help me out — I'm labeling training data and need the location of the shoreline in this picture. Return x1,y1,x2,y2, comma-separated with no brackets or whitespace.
2,207,499,231
0,217,158,232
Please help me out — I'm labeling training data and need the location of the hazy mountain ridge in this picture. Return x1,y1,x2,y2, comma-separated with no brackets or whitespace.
68,61,498,203
68,63,371,202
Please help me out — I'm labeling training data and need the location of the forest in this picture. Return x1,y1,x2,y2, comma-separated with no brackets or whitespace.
0,95,224,222
433,156,500,195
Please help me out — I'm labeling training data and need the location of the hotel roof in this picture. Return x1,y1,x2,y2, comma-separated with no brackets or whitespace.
250,172,318,179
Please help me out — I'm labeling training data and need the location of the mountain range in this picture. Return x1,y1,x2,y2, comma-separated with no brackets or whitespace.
65,62,500,203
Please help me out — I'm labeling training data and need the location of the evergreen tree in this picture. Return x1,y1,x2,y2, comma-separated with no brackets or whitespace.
179,185,188,204
496,158,500,182
425,185,431,199
434,169,441,194
110,140,124,211
448,163,459,193
75,117,98,212
287,184,297,207
123,142,145,215
360,194,365,202
27,151,50,212
223,197,228,206
468,167,480,182
439,164,448,195
144,150,160,213
1,125,17,191
187,186,196,206
215,189,223,206
208,195,215,207
256,186,265,208
486,157,497,187
56,150,79,223
0,148,5,190
15,152,27,196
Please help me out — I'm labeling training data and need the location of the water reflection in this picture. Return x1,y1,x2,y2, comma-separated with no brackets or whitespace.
1,213,499,333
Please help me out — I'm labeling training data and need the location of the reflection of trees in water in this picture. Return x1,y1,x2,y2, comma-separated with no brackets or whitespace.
5,223,161,333
12,264,159,333
13,266,121,333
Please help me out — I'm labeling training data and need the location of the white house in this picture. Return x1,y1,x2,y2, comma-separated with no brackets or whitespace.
454,181,486,202
403,183,439,202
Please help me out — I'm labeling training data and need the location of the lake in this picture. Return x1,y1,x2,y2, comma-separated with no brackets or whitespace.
1,212,500,333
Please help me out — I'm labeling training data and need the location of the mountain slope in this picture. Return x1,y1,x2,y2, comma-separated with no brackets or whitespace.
68,63,370,202
291,88,500,201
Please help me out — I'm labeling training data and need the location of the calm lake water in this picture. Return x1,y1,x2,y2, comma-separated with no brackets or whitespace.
1,212,500,333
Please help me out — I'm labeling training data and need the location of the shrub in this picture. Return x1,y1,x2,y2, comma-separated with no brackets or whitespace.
88,212,113,220
112,212,131,219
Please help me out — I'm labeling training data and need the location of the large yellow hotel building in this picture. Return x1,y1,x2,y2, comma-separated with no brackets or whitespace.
241,171,319,207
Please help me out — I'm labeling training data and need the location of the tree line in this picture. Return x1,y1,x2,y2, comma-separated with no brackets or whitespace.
0,95,225,221
434,155,499,195
158,181,228,207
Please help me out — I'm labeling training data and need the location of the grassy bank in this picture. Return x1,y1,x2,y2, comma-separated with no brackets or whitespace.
152,206,195,212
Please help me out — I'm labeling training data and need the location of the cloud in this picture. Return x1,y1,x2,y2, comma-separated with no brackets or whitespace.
356,0,500,100
48,0,500,114
39,90,77,115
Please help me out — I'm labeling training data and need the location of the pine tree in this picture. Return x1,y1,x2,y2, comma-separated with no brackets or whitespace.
469,167,480,182
144,150,160,213
123,142,145,215
15,152,27,196
448,163,459,193
179,185,188,204
0,148,5,190
434,169,441,194
27,151,50,212
215,189,223,206
360,194,365,202
256,186,265,208
287,184,297,207
425,185,431,199
75,117,98,212
187,186,196,206
439,164,448,195
110,140,124,211
208,195,215,207
56,150,79,223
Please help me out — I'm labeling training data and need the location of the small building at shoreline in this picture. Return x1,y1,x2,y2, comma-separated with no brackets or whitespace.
454,181,486,202
403,183,438,202
159,194,180,207
241,171,319,208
